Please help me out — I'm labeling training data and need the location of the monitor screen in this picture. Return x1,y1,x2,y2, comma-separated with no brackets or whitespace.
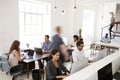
98,63,112,80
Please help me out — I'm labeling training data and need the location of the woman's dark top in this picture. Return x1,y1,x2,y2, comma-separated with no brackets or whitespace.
46,60,69,80
56,67,60,75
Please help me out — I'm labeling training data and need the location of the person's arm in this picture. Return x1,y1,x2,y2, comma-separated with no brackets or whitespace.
46,62,56,79
59,60,70,75
60,44,69,61
14,50,24,61
56,75,68,79
72,51,78,63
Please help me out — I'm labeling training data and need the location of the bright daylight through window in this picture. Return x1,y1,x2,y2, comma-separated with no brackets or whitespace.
19,0,51,48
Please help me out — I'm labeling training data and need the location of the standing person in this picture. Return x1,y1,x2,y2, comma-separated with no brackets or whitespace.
42,35,53,53
109,12,115,39
46,49,70,80
52,26,69,62
8,40,26,67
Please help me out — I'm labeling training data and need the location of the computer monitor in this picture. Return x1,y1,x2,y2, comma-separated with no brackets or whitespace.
70,58,88,74
98,63,112,80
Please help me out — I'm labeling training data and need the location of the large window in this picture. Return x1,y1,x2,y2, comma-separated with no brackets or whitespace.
19,0,51,48
82,10,94,43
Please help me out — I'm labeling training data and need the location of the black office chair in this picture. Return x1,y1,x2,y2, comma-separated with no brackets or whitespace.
10,64,23,80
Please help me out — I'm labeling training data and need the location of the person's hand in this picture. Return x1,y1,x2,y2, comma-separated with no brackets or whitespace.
61,75,67,79
66,72,70,76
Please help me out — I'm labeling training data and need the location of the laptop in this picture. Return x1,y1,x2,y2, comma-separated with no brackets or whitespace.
70,58,88,74
94,49,107,61
34,48,43,55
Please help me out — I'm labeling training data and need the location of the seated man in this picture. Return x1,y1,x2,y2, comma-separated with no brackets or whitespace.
72,41,92,63
72,41,86,63
100,33,111,43
42,35,53,53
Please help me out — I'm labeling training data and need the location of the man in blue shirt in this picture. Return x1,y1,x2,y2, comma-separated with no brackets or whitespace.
42,35,53,53
52,26,69,62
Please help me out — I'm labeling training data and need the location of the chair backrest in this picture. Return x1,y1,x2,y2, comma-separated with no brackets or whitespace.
10,64,23,76
34,48,43,55
70,58,88,74
0,56,10,72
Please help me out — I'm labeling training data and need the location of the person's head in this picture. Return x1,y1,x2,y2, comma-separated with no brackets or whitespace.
45,35,49,42
55,26,62,35
73,35,79,42
9,40,20,55
110,12,114,16
105,33,109,38
51,49,60,61
76,41,84,51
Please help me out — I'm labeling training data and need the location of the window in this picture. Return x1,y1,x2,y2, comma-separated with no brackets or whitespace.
82,10,94,43
19,0,51,48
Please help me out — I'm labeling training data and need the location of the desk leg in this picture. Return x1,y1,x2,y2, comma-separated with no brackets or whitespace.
38,59,45,80
43,59,45,80
27,63,29,79
38,60,42,80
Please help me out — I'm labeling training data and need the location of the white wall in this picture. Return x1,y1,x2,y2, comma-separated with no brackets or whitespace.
0,0,19,53
0,0,120,53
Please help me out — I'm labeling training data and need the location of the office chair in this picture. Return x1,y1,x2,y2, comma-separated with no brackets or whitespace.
0,56,23,80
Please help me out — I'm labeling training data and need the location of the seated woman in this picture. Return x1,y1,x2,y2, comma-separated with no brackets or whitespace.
8,40,26,67
46,49,70,80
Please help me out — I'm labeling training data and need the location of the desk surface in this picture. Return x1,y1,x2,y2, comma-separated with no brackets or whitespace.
95,42,120,48
64,49,120,80
23,53,50,63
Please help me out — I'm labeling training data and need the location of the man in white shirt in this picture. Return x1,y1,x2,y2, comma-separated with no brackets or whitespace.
72,41,86,63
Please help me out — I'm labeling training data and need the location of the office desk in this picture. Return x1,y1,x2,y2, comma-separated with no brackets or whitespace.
23,53,50,79
95,42,120,49
64,46,120,80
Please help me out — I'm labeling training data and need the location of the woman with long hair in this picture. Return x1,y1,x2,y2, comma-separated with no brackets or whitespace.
46,49,70,80
8,40,25,66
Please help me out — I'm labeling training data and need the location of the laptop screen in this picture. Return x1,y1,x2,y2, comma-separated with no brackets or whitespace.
34,48,43,55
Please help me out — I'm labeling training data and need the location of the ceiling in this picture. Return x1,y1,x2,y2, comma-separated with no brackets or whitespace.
77,0,120,5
